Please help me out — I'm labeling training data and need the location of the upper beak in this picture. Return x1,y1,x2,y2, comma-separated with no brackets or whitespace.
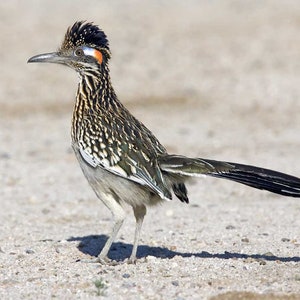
28,52,70,64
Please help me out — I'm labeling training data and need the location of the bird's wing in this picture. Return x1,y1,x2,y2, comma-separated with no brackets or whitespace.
76,107,172,200
78,144,172,200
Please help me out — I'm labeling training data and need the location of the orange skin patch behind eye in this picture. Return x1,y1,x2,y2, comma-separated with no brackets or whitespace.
93,49,103,64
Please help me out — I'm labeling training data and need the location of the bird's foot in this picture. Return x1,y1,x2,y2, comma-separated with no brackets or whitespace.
81,256,119,266
126,256,138,264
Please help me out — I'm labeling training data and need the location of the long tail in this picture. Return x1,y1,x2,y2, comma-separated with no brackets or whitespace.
159,154,300,197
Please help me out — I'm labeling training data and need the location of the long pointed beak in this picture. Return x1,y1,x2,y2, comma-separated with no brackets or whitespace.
28,52,70,64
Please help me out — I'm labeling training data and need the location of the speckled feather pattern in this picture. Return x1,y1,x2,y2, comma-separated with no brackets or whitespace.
71,67,176,201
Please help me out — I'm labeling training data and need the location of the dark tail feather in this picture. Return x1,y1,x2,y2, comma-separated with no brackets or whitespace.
210,162,300,197
159,155,300,197
172,182,189,203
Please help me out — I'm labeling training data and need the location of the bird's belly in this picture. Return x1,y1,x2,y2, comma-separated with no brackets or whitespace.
72,146,162,207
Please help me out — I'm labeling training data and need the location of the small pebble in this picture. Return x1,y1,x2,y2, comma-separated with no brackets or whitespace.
25,249,35,254
122,282,136,288
146,255,156,261
122,273,130,279
171,280,179,286
27,196,38,204
42,208,50,214
166,210,174,217
263,252,275,257
226,225,235,230
0,153,10,159
241,237,249,243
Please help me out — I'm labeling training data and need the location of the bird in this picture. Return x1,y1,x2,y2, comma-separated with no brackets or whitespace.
28,21,300,264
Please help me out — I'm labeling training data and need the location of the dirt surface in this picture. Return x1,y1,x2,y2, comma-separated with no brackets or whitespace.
1,1,300,299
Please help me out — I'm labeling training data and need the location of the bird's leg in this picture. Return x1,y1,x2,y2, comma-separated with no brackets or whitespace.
96,193,126,264
128,205,147,264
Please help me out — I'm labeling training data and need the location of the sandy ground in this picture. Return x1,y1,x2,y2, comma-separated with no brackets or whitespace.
1,1,300,299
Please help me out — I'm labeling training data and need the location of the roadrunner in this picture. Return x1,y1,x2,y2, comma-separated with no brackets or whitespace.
28,21,300,264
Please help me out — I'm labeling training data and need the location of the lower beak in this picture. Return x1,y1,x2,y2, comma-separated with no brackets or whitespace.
28,52,69,64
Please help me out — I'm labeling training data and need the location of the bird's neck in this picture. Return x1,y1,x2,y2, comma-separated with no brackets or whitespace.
71,69,121,143
79,69,117,105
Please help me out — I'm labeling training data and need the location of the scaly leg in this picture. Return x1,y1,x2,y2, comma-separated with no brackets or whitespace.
128,205,146,264
96,193,126,264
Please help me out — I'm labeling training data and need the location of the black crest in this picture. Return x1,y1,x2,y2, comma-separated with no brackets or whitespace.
61,21,110,52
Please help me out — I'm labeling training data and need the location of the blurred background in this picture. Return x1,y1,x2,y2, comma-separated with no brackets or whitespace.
1,0,299,109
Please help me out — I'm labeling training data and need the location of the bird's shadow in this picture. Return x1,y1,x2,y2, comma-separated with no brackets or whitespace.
67,235,300,263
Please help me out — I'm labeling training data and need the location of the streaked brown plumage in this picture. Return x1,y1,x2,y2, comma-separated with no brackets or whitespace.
28,21,300,264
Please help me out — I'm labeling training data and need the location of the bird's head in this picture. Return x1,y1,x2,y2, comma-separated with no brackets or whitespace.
28,21,111,73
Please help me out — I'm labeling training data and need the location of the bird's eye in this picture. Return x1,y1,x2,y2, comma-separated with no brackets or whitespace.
74,48,84,56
